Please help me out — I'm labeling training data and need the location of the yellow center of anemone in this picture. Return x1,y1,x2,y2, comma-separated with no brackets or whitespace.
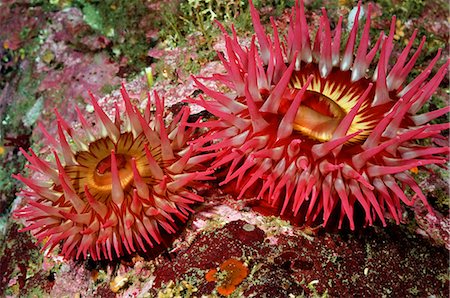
289,65,380,143
64,132,159,203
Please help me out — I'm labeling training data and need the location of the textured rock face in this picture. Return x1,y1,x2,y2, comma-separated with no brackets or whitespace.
2,205,449,297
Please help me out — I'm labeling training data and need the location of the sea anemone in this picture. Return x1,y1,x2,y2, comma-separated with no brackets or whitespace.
14,85,212,260
191,1,449,229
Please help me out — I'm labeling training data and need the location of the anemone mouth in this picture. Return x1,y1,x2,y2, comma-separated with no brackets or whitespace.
288,64,381,143
293,90,347,142
65,132,159,203
94,153,133,188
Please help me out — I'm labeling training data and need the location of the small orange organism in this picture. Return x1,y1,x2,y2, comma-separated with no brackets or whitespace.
410,167,419,174
205,258,249,296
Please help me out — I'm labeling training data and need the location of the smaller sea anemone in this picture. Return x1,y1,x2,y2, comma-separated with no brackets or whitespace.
191,1,449,229
14,85,212,260
205,258,249,296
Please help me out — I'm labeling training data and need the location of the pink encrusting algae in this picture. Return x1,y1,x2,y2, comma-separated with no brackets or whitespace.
190,0,450,229
13,85,213,260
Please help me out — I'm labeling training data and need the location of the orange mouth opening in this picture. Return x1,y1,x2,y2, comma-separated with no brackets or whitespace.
94,153,134,189
293,90,347,142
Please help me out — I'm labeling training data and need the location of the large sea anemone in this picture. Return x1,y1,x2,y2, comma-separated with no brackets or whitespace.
191,1,449,229
14,86,212,260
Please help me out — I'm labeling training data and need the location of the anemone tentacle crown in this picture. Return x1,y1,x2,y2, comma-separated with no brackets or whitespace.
192,0,449,229
14,86,211,260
